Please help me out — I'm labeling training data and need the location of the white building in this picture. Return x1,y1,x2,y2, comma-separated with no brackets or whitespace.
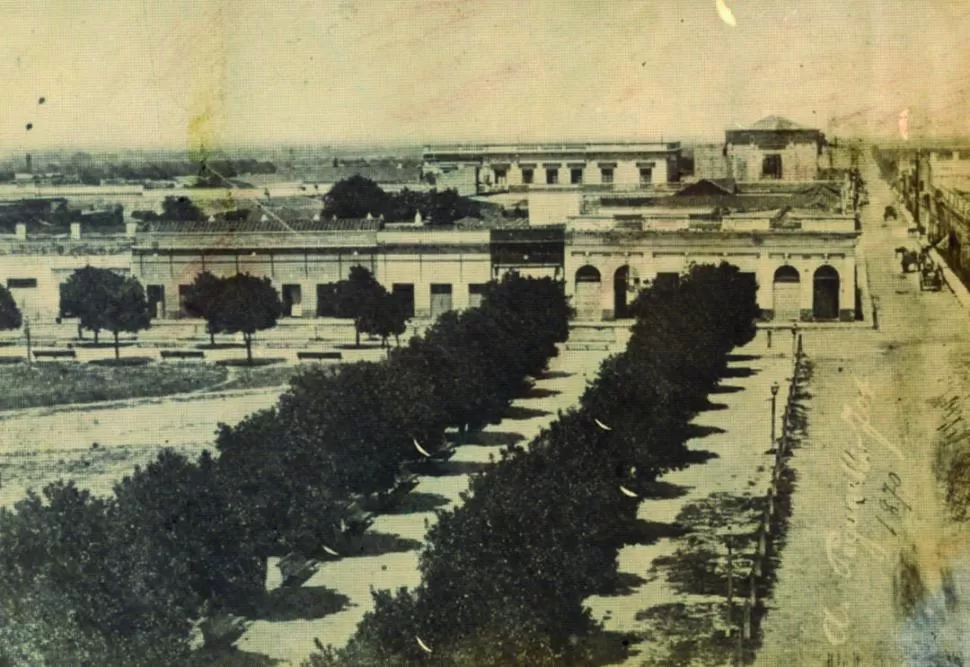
422,142,681,194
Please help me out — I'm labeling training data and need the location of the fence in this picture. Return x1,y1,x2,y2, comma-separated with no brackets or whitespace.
727,333,807,664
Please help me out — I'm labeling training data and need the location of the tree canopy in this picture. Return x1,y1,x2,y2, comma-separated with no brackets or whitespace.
322,176,481,225
214,273,283,363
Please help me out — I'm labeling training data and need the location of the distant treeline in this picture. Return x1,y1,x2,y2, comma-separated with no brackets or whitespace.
72,160,278,185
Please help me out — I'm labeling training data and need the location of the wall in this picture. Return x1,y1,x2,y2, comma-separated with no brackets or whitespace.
563,231,857,322
0,246,132,323
728,142,820,181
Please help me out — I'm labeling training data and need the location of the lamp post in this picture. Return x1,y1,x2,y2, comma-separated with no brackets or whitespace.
790,321,798,357
24,316,32,366
770,381,779,449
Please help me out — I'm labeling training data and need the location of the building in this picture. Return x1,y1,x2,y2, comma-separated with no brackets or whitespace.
545,178,860,322
422,142,682,195
695,116,827,182
0,174,860,327
130,218,561,321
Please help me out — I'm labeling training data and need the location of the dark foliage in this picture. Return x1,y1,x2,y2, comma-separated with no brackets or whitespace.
322,176,480,225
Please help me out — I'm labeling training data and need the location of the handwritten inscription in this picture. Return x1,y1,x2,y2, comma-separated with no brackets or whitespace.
823,377,904,646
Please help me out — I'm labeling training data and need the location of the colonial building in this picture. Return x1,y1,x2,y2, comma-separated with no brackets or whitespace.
422,142,681,194
695,116,827,182
0,176,860,327
541,178,860,322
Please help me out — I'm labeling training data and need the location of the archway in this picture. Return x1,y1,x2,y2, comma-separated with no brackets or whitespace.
812,265,840,320
613,266,631,319
574,265,601,320
772,265,800,321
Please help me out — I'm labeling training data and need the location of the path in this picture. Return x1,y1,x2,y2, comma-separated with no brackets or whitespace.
235,348,610,666
584,342,791,665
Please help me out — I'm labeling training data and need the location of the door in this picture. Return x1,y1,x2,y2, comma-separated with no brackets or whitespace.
146,285,165,320
430,284,452,319
574,265,601,320
282,284,302,317
812,266,840,320
772,266,801,321
392,283,415,318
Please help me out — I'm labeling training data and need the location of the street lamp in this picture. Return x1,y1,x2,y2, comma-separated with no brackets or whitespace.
790,321,798,357
770,381,780,450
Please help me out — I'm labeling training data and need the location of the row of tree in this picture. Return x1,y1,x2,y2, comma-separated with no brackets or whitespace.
322,175,482,224
0,273,571,664
306,262,760,665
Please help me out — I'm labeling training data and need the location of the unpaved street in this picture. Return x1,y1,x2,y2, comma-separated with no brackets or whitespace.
757,155,970,666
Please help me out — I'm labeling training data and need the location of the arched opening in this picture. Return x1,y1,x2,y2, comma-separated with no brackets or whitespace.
614,265,631,319
812,265,840,320
574,265,602,320
772,265,801,321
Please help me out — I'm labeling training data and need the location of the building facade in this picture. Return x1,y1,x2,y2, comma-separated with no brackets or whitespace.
422,142,681,194
695,116,827,182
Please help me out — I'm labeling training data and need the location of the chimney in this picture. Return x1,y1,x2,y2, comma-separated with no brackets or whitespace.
125,221,138,238
70,222,81,240
15,223,26,240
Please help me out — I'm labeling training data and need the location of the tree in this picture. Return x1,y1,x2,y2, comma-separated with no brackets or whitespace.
335,266,386,347
214,273,283,364
0,285,22,332
161,195,205,222
367,292,409,347
103,276,151,359
323,175,391,219
60,266,124,344
184,271,226,345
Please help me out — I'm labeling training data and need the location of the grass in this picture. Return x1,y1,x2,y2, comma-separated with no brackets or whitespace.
0,363,228,411
220,364,302,391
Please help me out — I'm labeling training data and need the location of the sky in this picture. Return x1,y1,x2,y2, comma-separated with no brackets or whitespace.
1,0,969,151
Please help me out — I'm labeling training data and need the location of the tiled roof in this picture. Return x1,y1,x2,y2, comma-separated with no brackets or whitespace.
138,218,381,234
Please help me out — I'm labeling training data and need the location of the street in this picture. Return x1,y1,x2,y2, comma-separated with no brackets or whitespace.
756,154,970,665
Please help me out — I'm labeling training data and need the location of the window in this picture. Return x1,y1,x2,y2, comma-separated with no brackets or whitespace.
178,284,190,318
546,168,559,185
494,167,507,186
570,168,584,185
639,167,653,185
6,278,37,288
762,154,783,179
601,167,614,184
521,168,534,184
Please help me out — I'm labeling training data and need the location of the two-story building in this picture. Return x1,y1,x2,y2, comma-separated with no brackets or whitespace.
422,142,681,195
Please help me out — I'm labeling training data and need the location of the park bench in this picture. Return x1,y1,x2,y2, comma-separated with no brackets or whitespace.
297,351,342,361
160,350,205,360
33,349,77,360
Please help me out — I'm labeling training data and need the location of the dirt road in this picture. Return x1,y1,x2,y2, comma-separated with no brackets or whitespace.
756,155,970,666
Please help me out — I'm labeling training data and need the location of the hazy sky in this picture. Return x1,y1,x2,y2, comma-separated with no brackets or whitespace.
2,0,969,150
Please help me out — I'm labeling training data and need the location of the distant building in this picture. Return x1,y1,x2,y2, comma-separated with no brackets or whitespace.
695,116,827,182
422,142,682,195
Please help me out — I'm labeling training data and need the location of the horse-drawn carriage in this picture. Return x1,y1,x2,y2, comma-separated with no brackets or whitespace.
884,205,898,222
895,245,944,291
919,255,943,291
895,246,918,273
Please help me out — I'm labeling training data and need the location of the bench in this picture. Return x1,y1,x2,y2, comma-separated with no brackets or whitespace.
33,349,77,360
297,351,342,361
160,350,205,360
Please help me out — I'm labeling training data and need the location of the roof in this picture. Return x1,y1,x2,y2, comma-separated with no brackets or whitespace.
750,116,805,130
675,178,738,197
138,218,381,234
